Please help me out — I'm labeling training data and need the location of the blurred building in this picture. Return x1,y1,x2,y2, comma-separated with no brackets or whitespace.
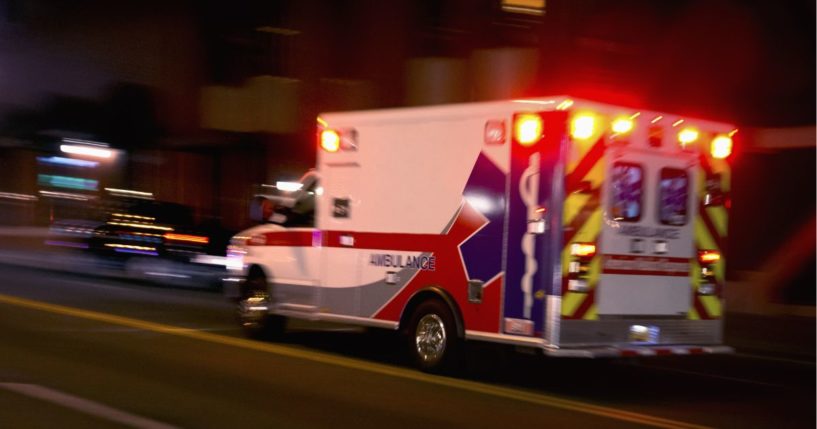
0,0,813,308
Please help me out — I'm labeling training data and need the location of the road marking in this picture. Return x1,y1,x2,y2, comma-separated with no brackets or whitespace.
0,293,708,429
0,383,179,429
735,352,816,366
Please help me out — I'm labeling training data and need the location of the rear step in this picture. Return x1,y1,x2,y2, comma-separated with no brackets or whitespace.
543,345,734,358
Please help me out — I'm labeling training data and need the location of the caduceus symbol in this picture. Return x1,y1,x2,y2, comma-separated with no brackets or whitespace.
519,152,540,319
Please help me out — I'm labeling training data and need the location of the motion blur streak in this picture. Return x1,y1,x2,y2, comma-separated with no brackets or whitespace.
163,233,209,244
59,144,112,159
0,293,710,429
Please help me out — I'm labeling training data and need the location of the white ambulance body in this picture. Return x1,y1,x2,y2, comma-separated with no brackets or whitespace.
226,96,734,371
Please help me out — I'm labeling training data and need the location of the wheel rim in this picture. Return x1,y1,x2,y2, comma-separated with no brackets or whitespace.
237,278,270,328
415,313,447,364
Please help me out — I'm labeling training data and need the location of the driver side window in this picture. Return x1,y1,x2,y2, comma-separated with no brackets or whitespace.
285,178,318,227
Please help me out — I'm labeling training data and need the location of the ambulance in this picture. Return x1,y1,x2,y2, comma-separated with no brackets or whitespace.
224,96,735,372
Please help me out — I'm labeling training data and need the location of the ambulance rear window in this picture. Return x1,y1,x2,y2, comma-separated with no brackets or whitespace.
610,162,643,222
658,168,689,226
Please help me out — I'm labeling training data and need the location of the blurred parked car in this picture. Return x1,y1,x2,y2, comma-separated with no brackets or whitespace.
46,193,232,288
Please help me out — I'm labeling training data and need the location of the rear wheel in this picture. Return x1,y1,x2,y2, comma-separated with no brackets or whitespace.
237,269,285,339
406,299,461,373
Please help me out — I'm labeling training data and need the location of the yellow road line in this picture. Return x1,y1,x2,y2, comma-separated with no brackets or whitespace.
0,293,709,429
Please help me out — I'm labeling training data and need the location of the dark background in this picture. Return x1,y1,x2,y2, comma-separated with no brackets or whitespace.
0,0,814,302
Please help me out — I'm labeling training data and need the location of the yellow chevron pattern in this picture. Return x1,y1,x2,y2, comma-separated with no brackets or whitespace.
690,153,730,320
561,135,605,319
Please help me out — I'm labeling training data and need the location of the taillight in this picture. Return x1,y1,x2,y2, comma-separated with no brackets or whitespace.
698,250,721,264
568,242,596,293
571,243,597,258
513,113,543,146
320,129,341,152
697,250,721,295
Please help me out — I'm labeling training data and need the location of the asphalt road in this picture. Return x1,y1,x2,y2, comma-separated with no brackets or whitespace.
0,264,813,429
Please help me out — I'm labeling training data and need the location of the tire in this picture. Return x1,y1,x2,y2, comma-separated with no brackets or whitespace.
236,269,286,340
405,299,461,373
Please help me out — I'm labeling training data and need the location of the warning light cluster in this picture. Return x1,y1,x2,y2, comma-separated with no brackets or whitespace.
561,110,734,159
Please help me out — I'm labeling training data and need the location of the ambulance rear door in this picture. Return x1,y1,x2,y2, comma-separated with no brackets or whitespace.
597,146,697,316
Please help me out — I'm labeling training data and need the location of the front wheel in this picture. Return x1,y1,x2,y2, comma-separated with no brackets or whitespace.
406,299,461,373
237,269,285,339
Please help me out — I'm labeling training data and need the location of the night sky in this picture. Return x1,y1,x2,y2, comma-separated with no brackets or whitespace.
1,0,814,134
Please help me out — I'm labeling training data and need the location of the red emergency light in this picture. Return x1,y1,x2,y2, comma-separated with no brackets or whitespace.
570,114,596,140
611,117,634,134
320,129,341,153
710,135,733,159
677,127,699,148
513,113,543,146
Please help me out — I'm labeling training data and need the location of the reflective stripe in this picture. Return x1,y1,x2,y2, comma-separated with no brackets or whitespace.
561,135,605,320
691,154,729,320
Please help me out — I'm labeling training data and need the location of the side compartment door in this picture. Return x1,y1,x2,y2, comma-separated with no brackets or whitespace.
318,157,362,317
504,111,567,337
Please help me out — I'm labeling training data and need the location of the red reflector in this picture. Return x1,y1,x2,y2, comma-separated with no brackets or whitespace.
484,120,506,145
164,233,209,244
698,250,721,264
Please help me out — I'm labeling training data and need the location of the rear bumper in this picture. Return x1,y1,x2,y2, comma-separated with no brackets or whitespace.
543,344,734,358
559,318,724,346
